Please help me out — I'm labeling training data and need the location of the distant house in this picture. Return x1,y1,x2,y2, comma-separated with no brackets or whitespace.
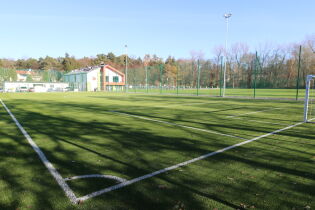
63,64,125,91
16,70,33,82
16,70,42,82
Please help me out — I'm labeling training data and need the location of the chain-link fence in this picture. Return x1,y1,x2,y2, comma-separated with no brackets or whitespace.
0,69,65,90
124,47,315,99
0,68,17,89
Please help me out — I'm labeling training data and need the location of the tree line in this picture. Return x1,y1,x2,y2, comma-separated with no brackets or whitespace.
0,35,314,89
127,36,315,89
0,52,143,72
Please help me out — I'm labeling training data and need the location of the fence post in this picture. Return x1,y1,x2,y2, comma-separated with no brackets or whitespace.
134,68,136,93
176,64,179,95
145,65,148,93
197,59,201,96
254,52,258,99
192,61,194,93
125,49,128,93
220,56,223,97
296,45,302,100
159,64,163,94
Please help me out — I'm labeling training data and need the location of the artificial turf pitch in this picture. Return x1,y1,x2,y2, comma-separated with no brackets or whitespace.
0,92,314,209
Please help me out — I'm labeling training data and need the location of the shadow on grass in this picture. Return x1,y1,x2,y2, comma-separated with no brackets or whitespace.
0,95,314,209
0,109,73,210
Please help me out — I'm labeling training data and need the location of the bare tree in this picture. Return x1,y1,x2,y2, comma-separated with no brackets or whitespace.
306,34,315,53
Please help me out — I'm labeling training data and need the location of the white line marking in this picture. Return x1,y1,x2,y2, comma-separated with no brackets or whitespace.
154,104,179,108
181,102,213,106
155,102,212,108
77,121,304,202
232,118,288,126
179,102,213,106
0,99,78,204
182,102,209,106
226,108,282,118
307,118,315,123
64,174,127,183
109,111,247,140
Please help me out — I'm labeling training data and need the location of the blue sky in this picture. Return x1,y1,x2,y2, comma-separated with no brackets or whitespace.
0,0,314,59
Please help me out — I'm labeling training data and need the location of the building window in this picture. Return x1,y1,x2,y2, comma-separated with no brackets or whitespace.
113,76,119,82
106,76,109,82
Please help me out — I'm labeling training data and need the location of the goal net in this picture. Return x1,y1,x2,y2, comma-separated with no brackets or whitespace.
304,75,315,122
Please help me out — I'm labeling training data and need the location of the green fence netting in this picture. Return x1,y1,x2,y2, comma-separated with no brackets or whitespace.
123,49,314,99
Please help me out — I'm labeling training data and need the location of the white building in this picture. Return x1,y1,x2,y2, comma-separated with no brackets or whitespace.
63,64,125,91
4,82,69,93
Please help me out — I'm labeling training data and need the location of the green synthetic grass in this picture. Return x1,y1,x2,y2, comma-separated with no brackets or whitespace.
0,92,314,210
128,88,306,99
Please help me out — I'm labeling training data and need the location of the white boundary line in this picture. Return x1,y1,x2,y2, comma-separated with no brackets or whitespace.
64,174,127,183
182,102,212,106
307,117,315,123
0,99,78,204
226,108,282,118
109,111,247,140
232,117,288,126
77,121,304,202
155,102,213,108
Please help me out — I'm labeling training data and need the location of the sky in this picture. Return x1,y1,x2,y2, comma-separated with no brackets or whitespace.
0,0,314,60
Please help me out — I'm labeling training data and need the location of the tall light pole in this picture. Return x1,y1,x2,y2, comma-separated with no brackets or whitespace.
222,13,232,97
125,45,128,92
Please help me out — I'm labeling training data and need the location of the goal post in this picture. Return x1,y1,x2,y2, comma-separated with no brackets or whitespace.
304,75,315,122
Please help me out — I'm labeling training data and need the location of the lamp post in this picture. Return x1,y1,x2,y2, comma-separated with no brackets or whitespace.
222,13,232,97
125,44,128,92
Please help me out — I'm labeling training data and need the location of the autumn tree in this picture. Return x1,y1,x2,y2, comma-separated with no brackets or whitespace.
62,53,79,71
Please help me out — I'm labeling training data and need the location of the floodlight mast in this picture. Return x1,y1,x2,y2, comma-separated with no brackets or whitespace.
222,13,232,97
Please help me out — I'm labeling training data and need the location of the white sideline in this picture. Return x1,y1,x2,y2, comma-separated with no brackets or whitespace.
64,174,127,183
77,120,304,202
0,99,78,204
226,108,282,118
182,102,212,106
232,117,288,126
308,118,315,123
156,102,212,108
109,111,247,140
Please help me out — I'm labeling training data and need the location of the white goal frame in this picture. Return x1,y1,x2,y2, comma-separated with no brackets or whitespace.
304,75,315,122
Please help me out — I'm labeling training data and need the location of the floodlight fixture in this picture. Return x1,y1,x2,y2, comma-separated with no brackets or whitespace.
224,13,232,19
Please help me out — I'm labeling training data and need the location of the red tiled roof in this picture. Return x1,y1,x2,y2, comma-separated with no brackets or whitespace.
105,65,125,76
16,70,36,75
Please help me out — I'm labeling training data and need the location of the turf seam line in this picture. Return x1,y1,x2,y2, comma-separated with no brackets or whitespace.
64,174,127,183
226,108,282,118
109,111,247,140
0,99,78,204
77,120,303,202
